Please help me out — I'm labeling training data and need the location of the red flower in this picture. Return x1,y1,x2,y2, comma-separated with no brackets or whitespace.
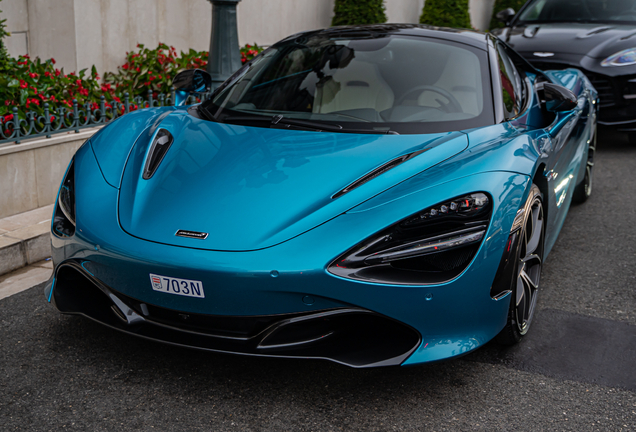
17,61,27,65
55,70,61,77
4,114,13,122
29,72,38,78
76,79,82,86
4,100,10,106
44,71,51,78
19,80,27,89
50,115,55,122
23,54,30,59
51,58,56,64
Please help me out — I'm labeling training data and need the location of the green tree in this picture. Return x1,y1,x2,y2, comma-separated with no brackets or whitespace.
420,0,472,29
490,0,527,30
331,0,387,26
0,0,11,72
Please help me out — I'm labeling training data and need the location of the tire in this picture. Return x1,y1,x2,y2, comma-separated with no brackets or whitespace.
495,184,545,346
572,132,595,204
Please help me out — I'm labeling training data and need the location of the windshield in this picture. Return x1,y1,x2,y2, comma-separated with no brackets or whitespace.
200,33,494,134
518,0,636,24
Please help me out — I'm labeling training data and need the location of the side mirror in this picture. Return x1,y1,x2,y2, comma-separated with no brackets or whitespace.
538,82,578,112
172,69,212,106
496,8,516,25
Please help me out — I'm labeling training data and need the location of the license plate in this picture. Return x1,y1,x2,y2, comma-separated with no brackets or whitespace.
149,273,205,298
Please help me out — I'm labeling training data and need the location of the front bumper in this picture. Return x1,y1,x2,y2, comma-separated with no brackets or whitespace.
48,261,421,368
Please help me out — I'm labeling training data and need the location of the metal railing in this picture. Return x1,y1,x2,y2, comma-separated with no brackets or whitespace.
0,90,203,147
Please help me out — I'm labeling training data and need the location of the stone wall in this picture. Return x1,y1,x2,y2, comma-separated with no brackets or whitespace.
1,0,496,75
0,130,98,219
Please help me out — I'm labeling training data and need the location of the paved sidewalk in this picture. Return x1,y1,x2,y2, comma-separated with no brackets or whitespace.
0,205,53,276
0,259,52,300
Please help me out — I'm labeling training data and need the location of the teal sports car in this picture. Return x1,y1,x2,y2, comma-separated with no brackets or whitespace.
45,25,597,367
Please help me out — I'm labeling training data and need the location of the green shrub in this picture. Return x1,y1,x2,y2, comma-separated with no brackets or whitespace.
420,0,472,29
331,0,387,26
490,0,527,30
0,0,11,72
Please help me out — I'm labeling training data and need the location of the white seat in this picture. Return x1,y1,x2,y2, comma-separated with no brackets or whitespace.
313,61,394,114
417,50,483,116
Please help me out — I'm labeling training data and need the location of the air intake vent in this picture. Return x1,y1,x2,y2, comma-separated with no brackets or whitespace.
332,148,428,199
143,129,174,180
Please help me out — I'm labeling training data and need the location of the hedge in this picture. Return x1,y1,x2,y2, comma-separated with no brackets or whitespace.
331,0,387,26
0,0,10,72
420,0,472,29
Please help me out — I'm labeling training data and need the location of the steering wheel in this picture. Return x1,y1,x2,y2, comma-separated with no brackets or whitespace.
396,85,463,113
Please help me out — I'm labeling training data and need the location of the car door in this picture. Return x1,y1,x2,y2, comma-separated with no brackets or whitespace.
495,43,590,253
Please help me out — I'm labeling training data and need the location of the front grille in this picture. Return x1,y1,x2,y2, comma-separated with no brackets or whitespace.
586,73,616,108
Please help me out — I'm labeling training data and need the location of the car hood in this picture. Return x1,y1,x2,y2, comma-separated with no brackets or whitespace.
118,110,468,251
501,23,636,60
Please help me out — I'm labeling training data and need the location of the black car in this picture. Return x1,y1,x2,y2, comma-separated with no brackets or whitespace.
492,0,636,139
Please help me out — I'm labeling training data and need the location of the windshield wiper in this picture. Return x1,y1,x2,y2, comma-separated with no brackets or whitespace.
219,113,397,135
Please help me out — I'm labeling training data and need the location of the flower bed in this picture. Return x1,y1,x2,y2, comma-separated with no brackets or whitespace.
0,43,264,140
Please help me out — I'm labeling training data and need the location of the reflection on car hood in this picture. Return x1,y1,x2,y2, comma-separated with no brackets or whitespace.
117,110,468,251
502,23,636,59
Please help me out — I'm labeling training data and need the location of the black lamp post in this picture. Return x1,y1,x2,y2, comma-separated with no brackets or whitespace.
206,0,243,90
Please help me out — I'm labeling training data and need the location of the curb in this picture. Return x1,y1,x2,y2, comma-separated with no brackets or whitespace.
0,232,51,276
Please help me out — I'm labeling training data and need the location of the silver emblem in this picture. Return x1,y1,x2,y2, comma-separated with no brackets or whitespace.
175,230,209,239
533,52,555,57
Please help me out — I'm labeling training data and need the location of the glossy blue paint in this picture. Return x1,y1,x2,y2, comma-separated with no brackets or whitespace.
90,107,175,187
117,112,468,251
64,141,527,363
47,38,597,366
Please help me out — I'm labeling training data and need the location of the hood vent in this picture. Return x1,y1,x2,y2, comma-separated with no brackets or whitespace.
332,148,428,199
143,128,174,180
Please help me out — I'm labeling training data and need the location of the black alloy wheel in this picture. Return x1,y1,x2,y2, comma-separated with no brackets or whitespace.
573,132,595,203
496,184,545,345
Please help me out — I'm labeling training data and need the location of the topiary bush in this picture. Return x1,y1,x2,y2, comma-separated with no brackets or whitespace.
420,0,472,29
490,0,527,30
0,0,11,73
331,0,387,26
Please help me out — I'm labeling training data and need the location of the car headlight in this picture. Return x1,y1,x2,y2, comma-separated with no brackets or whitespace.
328,193,491,285
601,48,636,67
53,159,76,237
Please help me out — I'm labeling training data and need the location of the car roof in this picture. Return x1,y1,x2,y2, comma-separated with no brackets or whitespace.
287,24,491,51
